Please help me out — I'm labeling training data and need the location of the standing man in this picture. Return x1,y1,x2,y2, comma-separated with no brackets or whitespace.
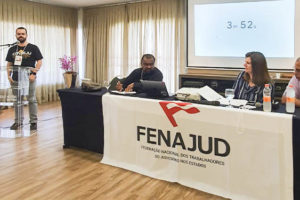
282,57,300,107
6,27,43,130
116,54,163,92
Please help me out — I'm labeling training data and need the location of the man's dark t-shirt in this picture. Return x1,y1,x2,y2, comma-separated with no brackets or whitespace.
122,67,163,92
6,43,43,81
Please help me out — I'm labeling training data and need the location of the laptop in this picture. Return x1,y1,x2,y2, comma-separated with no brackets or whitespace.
140,80,169,98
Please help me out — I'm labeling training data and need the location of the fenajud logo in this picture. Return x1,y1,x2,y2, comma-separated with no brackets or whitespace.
159,101,200,127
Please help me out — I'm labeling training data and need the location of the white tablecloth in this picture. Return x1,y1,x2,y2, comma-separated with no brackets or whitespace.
101,94,293,200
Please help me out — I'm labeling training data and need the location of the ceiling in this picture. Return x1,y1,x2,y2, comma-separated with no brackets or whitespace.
26,0,142,8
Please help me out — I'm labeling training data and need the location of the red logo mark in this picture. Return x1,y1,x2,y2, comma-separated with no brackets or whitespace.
159,101,200,127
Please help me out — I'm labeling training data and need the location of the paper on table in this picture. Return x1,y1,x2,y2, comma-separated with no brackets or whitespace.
218,99,248,107
198,86,224,101
196,85,249,107
110,90,136,95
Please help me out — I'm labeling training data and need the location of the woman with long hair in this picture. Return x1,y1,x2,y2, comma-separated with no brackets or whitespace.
233,51,273,103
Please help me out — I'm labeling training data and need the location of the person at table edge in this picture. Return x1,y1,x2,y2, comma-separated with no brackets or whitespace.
233,51,274,103
116,54,163,92
281,57,300,107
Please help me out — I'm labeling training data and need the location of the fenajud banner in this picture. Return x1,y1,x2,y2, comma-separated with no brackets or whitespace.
101,94,293,200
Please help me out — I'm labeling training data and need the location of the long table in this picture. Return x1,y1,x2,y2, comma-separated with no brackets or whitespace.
57,89,300,199
101,93,300,200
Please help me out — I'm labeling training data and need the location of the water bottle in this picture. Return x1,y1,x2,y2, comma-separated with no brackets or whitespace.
286,84,295,113
263,84,271,112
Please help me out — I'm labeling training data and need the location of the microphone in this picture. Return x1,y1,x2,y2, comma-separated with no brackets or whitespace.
5,41,18,47
255,101,279,110
0,41,18,47
193,100,220,106
10,41,19,46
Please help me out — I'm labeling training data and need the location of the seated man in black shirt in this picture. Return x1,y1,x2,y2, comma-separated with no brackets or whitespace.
116,54,163,92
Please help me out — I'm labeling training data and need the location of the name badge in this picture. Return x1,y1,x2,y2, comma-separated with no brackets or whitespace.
14,55,22,66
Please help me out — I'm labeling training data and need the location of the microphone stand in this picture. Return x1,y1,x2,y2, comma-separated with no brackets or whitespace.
0,43,17,47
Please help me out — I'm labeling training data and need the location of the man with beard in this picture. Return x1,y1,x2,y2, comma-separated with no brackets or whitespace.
116,54,163,92
6,27,43,131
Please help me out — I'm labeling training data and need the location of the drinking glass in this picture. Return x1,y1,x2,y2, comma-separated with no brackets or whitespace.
225,88,234,107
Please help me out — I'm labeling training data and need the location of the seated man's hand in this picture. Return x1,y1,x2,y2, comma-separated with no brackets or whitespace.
116,81,123,91
125,83,134,92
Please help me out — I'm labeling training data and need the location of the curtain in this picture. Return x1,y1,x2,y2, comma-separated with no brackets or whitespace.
0,0,77,103
83,0,185,92
84,5,126,83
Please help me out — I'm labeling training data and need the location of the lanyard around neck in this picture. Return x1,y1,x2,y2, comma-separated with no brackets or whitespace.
16,44,28,53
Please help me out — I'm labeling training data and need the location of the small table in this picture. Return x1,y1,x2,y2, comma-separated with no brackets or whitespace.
57,88,106,153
